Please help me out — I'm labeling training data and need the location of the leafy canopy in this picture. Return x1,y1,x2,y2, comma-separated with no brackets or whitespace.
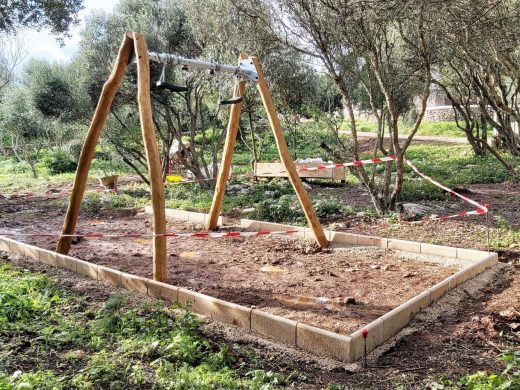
0,0,83,35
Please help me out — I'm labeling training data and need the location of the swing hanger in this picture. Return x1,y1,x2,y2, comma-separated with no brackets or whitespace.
219,96,243,105
155,63,188,93
214,71,244,106
142,51,259,82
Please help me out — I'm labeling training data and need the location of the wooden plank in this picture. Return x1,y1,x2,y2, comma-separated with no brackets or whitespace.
206,54,248,230
133,32,168,282
251,57,329,248
56,34,134,255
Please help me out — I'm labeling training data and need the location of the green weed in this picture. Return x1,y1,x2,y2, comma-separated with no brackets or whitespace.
0,262,284,388
433,351,520,389
484,216,520,250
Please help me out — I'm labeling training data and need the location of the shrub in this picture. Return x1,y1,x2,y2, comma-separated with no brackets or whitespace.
253,195,305,224
109,193,136,209
313,198,350,218
81,192,102,213
44,150,77,175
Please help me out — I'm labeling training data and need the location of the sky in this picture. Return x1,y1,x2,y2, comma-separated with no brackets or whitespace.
20,0,118,64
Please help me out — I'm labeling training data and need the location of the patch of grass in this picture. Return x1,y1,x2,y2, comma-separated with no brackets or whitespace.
0,262,286,389
490,217,520,249
340,119,379,133
0,159,76,193
405,144,519,186
404,121,465,138
341,120,465,138
431,351,520,389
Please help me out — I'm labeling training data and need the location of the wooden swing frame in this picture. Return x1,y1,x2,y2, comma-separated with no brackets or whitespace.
56,32,328,283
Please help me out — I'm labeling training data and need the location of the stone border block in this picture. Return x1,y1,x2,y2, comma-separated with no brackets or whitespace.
251,309,297,346
388,239,421,253
146,279,178,302
23,244,42,260
8,239,26,256
297,323,352,362
212,299,251,330
39,249,58,266
97,265,123,286
121,272,149,294
240,219,262,231
429,279,450,302
462,253,498,280
350,318,384,361
187,211,206,224
447,269,469,290
55,254,77,272
260,222,282,232
379,290,431,342
75,260,98,279
421,243,457,258
146,207,224,226
178,288,215,317
331,232,358,245
279,224,307,239
152,206,189,221
358,235,388,248
456,248,488,261
0,237,12,252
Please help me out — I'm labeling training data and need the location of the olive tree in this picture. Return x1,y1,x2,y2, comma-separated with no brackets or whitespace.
436,0,520,157
0,85,49,177
234,0,440,214
0,0,83,36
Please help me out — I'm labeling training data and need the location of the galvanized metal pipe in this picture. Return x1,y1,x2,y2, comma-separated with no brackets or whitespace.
146,51,259,81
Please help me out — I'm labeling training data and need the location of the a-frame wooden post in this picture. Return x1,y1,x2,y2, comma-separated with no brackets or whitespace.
56,32,168,282
133,33,168,281
252,57,328,248
206,56,329,248
206,54,248,230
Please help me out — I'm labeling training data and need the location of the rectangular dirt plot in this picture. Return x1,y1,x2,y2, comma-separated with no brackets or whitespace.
16,214,458,336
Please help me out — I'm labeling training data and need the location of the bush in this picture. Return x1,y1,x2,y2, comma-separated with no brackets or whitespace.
313,198,352,218
81,192,102,213
253,194,305,224
44,150,77,175
110,193,136,209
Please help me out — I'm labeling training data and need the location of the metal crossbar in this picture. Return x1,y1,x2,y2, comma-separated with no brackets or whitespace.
144,51,259,81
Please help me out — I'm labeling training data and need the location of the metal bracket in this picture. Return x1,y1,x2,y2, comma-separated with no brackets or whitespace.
237,59,258,82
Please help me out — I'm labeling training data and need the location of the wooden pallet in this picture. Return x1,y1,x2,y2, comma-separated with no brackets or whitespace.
254,162,345,182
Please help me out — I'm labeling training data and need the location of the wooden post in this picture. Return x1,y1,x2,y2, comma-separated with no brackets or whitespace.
133,33,168,282
56,34,134,255
206,54,248,230
251,57,329,248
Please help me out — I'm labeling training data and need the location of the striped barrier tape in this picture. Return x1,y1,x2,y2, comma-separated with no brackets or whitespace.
0,230,301,239
412,207,489,224
405,159,489,214
298,155,397,172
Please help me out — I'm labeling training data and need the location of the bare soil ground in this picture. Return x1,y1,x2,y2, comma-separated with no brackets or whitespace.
1,177,519,389
0,196,456,335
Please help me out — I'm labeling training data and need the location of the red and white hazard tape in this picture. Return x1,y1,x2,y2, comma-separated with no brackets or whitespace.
424,208,488,223
405,159,490,215
298,155,397,172
0,230,301,239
